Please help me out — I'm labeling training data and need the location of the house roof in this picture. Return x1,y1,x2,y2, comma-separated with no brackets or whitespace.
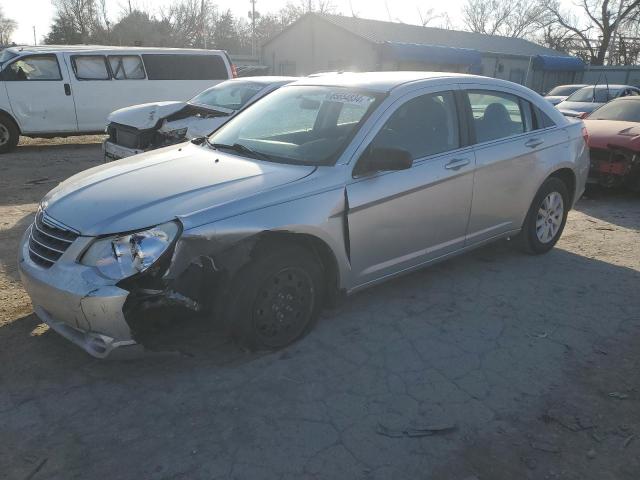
265,13,566,58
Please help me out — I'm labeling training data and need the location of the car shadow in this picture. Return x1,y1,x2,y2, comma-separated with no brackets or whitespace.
576,186,640,230
2,237,639,374
0,211,34,283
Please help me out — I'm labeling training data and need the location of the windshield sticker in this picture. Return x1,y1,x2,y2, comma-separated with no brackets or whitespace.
326,92,373,106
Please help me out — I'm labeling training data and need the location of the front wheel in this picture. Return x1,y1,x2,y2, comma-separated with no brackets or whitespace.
0,114,19,154
225,245,325,350
517,177,569,254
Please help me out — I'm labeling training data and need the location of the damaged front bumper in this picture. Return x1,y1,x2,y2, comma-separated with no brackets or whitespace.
103,140,143,162
18,229,142,358
589,146,640,190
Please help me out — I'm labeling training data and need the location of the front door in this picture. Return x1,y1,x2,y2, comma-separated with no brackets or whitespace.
3,53,77,134
346,88,475,288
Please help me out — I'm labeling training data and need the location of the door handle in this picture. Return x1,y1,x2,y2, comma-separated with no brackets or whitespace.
525,138,544,148
63,83,71,96
444,158,470,170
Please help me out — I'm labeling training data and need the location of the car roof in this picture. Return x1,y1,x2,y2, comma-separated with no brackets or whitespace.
288,71,484,93
578,84,637,90
550,84,589,89
228,76,298,85
8,45,225,55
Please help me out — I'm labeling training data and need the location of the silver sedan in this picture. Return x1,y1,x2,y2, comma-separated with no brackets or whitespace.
19,72,589,357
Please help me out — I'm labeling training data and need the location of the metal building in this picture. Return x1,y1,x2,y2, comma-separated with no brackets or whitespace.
262,13,585,93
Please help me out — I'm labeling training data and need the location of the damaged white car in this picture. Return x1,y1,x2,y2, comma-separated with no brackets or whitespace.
103,76,296,160
19,72,588,358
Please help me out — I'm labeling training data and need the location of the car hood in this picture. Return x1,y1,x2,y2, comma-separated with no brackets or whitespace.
42,143,316,235
584,119,640,150
557,101,602,116
108,101,187,129
159,115,230,139
545,96,566,105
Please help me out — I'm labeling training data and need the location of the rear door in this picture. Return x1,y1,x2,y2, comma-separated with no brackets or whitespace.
346,87,476,287
462,87,565,243
3,53,78,134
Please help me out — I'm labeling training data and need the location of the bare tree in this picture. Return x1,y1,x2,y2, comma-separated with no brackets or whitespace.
52,0,103,42
0,6,18,45
416,7,438,27
462,0,546,38
416,7,454,28
541,0,640,64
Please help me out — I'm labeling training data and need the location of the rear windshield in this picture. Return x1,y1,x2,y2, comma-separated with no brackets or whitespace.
568,87,620,103
547,85,584,96
190,81,264,111
142,54,228,80
589,100,640,122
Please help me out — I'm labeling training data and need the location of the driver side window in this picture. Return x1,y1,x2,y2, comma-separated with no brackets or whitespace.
4,55,62,81
369,91,460,160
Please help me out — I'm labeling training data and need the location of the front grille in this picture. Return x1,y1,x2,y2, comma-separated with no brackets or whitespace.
28,211,79,268
108,123,155,150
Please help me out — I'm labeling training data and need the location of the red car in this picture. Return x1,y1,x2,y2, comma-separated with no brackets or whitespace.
583,96,640,190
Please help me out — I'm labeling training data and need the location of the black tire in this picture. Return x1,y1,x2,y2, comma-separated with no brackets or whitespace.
0,114,19,154
225,245,325,350
517,177,570,254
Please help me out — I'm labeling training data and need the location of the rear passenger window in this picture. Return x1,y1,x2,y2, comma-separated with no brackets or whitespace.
5,55,61,81
534,106,556,129
108,55,145,80
72,56,110,80
467,91,525,143
371,91,460,160
142,54,228,80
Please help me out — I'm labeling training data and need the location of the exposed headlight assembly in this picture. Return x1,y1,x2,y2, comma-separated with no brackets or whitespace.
81,221,180,280
167,127,188,138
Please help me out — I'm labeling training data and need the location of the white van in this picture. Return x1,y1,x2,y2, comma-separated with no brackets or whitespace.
0,45,235,152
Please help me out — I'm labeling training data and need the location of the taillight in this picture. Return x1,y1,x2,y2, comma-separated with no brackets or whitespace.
582,126,589,143
231,63,238,78
578,111,589,119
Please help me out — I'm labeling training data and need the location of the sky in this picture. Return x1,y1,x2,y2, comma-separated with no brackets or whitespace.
4,0,470,45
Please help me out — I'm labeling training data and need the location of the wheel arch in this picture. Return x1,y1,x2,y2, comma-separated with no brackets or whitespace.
249,231,342,304
0,109,21,134
547,167,577,206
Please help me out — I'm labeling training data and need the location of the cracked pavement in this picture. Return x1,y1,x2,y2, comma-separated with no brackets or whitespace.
1,139,639,479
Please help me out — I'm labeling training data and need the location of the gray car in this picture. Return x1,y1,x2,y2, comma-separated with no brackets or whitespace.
18,72,589,358
544,84,589,106
556,84,640,117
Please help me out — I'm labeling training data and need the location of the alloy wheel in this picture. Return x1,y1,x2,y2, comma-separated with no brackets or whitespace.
536,191,564,243
0,124,9,146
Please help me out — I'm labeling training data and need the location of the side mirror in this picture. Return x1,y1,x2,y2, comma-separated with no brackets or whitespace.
355,147,413,176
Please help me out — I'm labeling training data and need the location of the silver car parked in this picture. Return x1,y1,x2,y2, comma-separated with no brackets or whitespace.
19,72,589,358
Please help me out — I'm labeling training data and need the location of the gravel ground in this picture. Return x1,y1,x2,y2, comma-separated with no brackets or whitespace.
1,137,639,480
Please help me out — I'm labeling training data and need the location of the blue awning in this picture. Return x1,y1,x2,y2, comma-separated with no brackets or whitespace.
532,55,585,72
378,41,482,68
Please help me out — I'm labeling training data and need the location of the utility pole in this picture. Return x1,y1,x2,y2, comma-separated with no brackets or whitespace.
249,0,257,57
33,26,36,45
201,0,207,49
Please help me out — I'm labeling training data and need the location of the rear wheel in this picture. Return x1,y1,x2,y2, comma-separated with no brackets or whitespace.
225,245,325,350
518,177,569,254
0,114,19,154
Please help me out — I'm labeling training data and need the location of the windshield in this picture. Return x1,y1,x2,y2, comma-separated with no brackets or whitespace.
208,85,382,165
547,85,584,96
589,100,640,122
567,87,620,103
189,81,265,111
